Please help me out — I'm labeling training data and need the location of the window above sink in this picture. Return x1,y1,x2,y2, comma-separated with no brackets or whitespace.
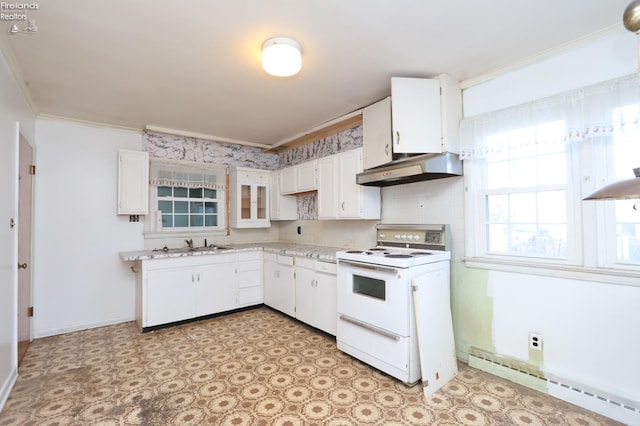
145,158,228,238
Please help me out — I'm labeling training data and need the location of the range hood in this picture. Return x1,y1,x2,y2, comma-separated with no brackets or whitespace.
356,152,463,187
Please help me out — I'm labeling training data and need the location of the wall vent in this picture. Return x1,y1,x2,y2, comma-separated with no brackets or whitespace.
468,347,639,424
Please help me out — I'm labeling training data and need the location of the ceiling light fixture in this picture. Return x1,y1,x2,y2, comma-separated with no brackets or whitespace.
262,37,302,77
584,1,640,201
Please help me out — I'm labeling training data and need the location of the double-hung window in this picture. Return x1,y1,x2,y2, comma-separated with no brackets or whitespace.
483,121,570,260
147,159,227,235
462,74,640,274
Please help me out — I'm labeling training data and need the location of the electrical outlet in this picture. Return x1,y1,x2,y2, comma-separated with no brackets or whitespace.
529,332,543,350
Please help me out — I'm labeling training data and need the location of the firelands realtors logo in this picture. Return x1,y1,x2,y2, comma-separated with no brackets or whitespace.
1,2,39,34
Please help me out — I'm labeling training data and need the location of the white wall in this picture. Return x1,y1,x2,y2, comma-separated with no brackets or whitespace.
464,29,637,117
0,48,36,411
32,119,144,337
453,28,640,422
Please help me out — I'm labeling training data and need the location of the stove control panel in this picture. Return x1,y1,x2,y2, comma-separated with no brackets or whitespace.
378,231,441,244
376,225,449,251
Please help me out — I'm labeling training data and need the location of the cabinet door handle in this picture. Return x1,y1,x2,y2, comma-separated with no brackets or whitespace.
191,274,195,283
385,144,389,156
18,262,27,270
341,202,345,211
396,131,400,145
197,273,200,282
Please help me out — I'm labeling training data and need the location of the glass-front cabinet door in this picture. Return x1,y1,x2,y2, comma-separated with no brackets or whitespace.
241,184,252,220
257,184,267,220
230,167,271,228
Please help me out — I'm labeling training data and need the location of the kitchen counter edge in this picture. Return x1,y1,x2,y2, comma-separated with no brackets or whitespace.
119,243,344,263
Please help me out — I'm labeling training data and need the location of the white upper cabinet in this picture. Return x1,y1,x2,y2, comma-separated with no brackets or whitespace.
392,75,461,154
318,148,380,220
280,160,318,195
296,161,317,191
117,149,149,215
317,155,338,219
391,77,442,154
363,96,392,170
270,170,297,220
230,167,270,228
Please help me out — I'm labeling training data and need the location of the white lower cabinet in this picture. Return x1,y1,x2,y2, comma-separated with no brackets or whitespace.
263,253,296,317
263,252,337,335
236,251,263,306
294,257,337,335
136,249,334,333
145,267,196,327
196,254,236,317
137,251,263,330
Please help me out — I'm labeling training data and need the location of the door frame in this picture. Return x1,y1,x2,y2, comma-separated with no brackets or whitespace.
17,132,34,364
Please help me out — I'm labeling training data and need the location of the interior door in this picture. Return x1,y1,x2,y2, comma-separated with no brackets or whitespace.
18,134,33,365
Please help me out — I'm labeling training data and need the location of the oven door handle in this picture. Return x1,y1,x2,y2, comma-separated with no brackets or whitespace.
338,260,398,275
339,315,401,341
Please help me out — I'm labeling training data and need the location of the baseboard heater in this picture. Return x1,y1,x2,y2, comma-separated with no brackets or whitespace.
467,347,639,425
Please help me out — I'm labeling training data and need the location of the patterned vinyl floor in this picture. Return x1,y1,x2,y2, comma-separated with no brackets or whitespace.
0,307,620,425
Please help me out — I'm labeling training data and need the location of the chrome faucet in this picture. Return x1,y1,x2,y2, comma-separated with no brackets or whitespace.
185,238,194,248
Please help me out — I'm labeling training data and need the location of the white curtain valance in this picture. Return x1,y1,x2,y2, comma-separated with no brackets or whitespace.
149,159,227,190
460,73,640,160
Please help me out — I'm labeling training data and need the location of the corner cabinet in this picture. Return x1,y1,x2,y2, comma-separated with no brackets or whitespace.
263,252,296,317
294,257,337,336
230,167,270,228
318,148,380,219
280,161,318,195
270,170,297,220
117,149,149,215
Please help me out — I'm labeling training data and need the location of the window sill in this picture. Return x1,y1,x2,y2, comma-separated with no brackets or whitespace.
462,257,640,287
144,229,229,239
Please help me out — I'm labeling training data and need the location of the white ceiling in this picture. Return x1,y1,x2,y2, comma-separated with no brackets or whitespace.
0,0,633,147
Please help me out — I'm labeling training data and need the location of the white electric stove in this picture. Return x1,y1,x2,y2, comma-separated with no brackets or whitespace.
336,224,458,396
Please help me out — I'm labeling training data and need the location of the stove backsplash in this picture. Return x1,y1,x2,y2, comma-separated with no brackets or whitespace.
382,177,464,261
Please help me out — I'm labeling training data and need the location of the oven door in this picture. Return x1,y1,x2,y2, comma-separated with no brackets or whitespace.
336,259,410,336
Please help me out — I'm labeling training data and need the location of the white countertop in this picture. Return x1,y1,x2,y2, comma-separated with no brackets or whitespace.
119,242,344,263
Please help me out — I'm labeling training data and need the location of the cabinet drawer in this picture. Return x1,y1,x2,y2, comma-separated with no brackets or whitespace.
295,257,314,269
144,255,217,271
264,252,277,262
238,286,263,305
278,255,294,266
237,269,262,288
238,250,262,262
208,253,236,264
316,260,337,274
237,260,262,272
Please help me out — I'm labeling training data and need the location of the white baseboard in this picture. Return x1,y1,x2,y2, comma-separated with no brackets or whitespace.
468,348,640,425
33,316,135,338
0,368,18,414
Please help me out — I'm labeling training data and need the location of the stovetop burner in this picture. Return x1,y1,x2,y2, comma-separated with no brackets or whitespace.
337,224,451,267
